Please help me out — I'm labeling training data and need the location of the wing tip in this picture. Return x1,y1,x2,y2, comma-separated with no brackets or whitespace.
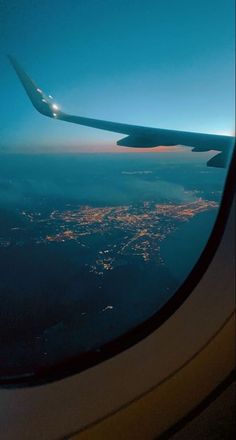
9,56,59,118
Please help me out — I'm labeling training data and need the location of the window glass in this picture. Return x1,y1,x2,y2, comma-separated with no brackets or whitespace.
0,148,234,379
0,0,234,381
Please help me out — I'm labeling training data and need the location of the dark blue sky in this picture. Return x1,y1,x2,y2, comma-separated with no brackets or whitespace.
0,0,235,152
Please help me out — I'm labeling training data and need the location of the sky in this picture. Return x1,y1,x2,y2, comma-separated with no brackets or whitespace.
0,0,235,153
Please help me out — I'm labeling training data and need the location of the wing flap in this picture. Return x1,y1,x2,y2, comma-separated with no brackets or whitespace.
207,151,230,168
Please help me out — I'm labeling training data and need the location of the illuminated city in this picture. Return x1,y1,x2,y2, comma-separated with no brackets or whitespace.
1,198,218,276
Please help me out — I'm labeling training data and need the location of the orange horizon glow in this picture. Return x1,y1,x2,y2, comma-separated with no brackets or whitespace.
3,143,189,154
66,145,187,154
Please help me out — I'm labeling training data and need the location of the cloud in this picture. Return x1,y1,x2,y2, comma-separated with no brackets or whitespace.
0,163,196,211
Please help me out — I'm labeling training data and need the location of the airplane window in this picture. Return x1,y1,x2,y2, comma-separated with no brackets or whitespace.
0,0,234,384
0,145,234,382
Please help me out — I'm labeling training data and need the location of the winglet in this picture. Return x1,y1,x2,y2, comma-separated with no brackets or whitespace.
8,55,60,119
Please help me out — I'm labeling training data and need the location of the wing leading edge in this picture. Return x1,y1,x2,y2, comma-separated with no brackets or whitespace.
9,56,235,167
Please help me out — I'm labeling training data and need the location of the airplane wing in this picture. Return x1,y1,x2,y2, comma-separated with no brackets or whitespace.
9,56,235,168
